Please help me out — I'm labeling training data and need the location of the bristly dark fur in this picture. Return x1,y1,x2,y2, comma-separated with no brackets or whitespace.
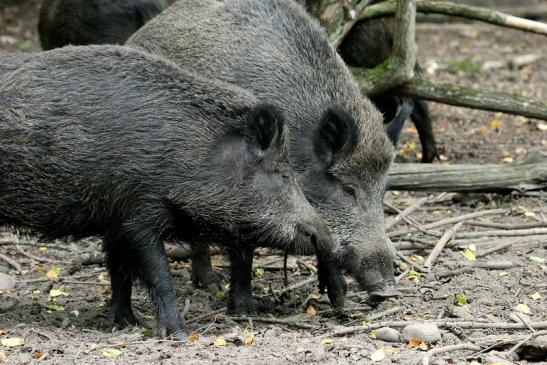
0,45,343,335
38,0,169,50
128,0,399,299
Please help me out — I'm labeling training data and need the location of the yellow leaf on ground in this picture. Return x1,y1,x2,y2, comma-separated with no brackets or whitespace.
295,347,306,353
524,211,536,217
214,338,227,347
370,347,385,362
321,338,334,345
515,303,532,315
490,119,502,129
102,348,122,358
244,335,253,347
1,338,24,347
502,157,513,163
45,268,60,279
461,248,476,261
306,305,317,316
187,332,199,343
49,289,68,298
530,292,542,301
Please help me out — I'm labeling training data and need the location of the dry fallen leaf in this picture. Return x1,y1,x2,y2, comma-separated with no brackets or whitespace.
306,305,317,316
49,289,68,298
490,119,502,129
244,334,253,347
187,332,199,343
370,347,385,362
407,338,428,350
33,351,47,361
502,157,514,163
45,268,60,279
321,338,334,345
295,346,306,353
530,292,542,301
214,338,227,347
1,338,24,347
514,303,532,315
102,348,122,358
460,248,476,261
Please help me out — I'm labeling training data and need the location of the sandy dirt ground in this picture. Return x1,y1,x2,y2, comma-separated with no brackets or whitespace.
0,0,546,364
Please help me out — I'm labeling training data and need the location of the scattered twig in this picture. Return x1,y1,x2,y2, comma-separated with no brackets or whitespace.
296,259,317,273
0,252,22,272
396,251,428,273
475,242,514,258
345,306,403,326
15,245,71,265
396,268,410,283
436,261,516,279
466,220,547,230
422,343,481,365
275,275,317,297
229,316,319,330
385,197,428,230
330,320,547,337
389,209,505,237
186,307,226,324
423,222,464,270
507,329,547,355
515,312,536,333
456,227,547,239
181,299,191,319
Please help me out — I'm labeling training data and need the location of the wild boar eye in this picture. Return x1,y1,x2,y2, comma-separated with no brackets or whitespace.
343,185,355,197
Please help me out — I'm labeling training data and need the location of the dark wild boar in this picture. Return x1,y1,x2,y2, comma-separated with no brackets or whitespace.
0,45,344,337
129,0,406,300
38,0,170,50
338,16,439,163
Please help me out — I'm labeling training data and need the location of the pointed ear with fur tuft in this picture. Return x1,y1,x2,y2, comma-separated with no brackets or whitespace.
245,103,286,159
385,101,413,145
313,105,358,168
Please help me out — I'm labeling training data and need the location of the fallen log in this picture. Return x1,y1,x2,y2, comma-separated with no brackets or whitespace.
388,150,547,192
359,0,547,36
397,77,547,121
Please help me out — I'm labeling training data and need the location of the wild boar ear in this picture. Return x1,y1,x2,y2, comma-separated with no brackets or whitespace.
384,101,413,145
245,103,286,158
313,105,358,168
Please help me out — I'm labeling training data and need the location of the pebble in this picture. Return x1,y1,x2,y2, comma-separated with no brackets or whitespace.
375,327,401,342
402,323,441,343
0,272,15,291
